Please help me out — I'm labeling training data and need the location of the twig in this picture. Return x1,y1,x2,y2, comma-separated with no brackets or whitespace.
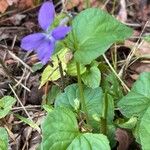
9,84,32,120
119,21,149,76
102,0,110,10
8,50,33,72
103,54,130,92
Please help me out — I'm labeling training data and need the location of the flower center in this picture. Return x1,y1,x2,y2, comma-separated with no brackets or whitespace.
44,31,55,42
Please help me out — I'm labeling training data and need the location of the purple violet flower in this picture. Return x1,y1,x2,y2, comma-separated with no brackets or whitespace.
21,2,71,64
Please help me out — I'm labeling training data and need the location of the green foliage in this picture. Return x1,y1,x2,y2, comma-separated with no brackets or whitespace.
41,108,79,149
15,114,40,133
55,84,104,129
41,107,110,150
138,106,150,150
46,85,61,104
143,35,150,42
40,48,68,87
0,127,8,150
0,96,16,118
67,60,86,76
32,62,43,72
118,72,150,118
66,8,132,64
118,72,150,149
102,73,123,101
118,116,137,130
81,61,101,88
67,133,110,150
39,5,135,150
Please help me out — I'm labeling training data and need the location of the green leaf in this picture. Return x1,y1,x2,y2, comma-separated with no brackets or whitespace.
67,133,110,150
66,8,132,64
41,107,79,150
42,104,53,112
139,106,150,150
143,35,150,42
118,72,150,149
0,127,8,150
81,65,101,88
107,125,116,148
106,94,115,124
118,72,150,118
40,48,68,87
15,114,40,133
55,84,78,110
47,85,61,104
0,96,16,118
67,60,86,76
32,62,43,72
55,84,103,129
101,73,123,101
118,116,137,129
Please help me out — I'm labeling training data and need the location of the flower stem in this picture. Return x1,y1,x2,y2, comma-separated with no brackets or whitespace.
76,62,90,124
57,55,65,91
100,92,108,135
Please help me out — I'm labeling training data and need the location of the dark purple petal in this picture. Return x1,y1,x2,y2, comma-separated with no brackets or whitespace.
21,33,45,51
38,2,55,31
52,26,71,40
36,40,55,64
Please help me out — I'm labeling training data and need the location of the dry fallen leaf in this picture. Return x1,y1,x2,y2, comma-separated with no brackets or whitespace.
130,61,150,74
66,0,103,10
66,0,80,9
115,128,132,150
117,0,127,23
0,0,9,13
0,0,34,13
17,0,34,9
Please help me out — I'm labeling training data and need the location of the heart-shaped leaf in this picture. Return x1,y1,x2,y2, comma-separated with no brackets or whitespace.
118,72,150,149
66,8,132,64
55,84,103,129
41,107,79,149
81,64,101,88
67,133,110,150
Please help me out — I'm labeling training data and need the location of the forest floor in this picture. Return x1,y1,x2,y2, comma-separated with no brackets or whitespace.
0,0,150,149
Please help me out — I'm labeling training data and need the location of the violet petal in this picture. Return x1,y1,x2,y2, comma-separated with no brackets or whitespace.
52,26,71,40
36,40,55,64
38,2,55,31
21,33,45,51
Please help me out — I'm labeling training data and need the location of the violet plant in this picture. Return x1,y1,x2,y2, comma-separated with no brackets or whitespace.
21,2,71,64
19,1,150,150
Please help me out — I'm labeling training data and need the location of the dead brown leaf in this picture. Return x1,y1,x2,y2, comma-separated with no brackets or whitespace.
17,0,34,9
125,39,150,57
117,0,127,23
0,0,34,13
0,0,9,13
130,61,150,74
66,0,80,10
66,0,103,10
136,41,150,56
115,128,132,150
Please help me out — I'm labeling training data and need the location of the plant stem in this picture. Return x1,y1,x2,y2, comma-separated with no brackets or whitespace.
84,0,90,8
100,92,108,135
57,55,65,92
76,62,90,124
